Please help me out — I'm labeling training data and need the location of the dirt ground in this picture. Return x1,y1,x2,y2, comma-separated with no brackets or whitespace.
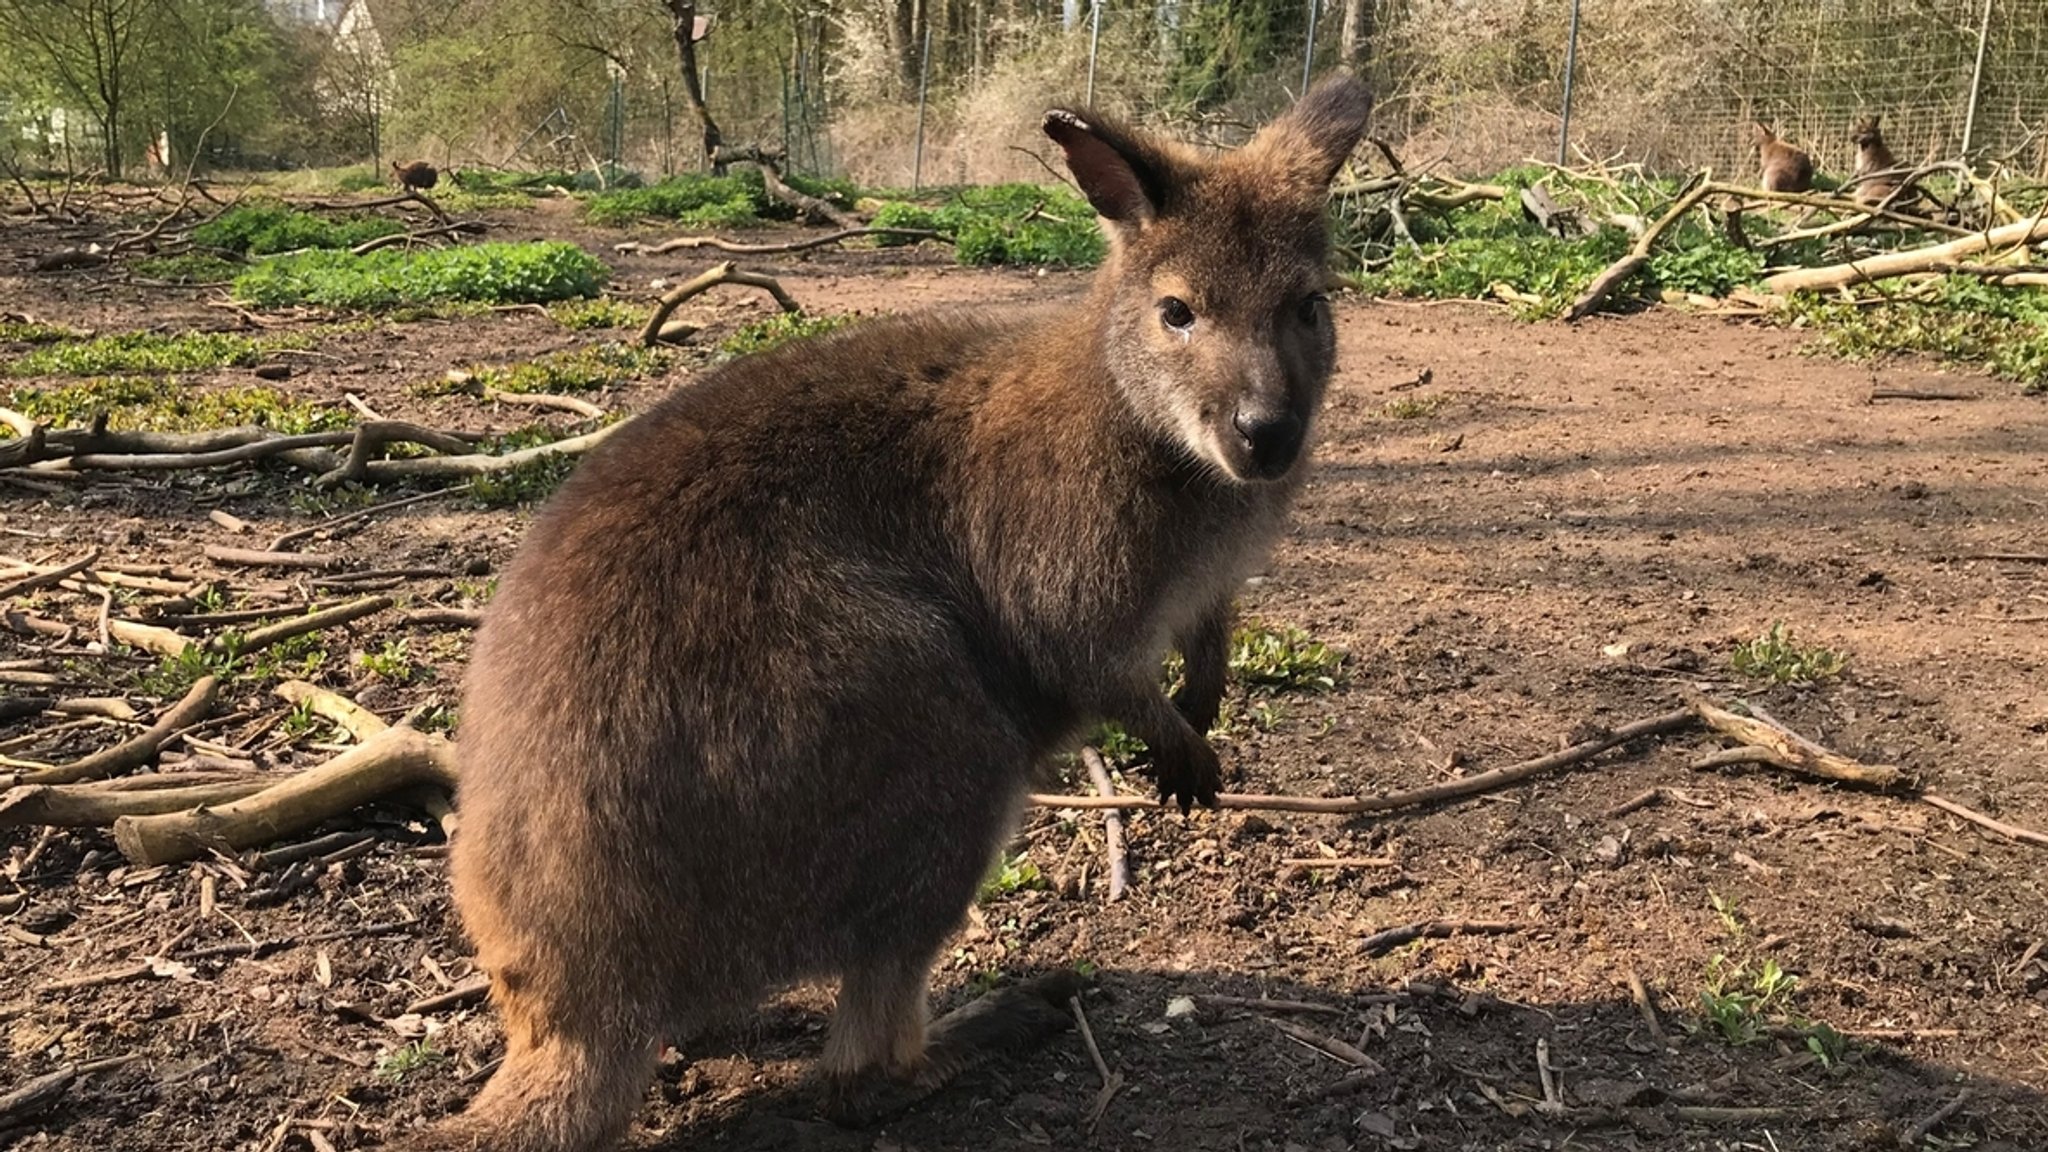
2,202,2046,1152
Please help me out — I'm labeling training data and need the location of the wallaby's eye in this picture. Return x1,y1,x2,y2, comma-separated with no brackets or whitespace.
1297,292,1328,326
1159,297,1196,332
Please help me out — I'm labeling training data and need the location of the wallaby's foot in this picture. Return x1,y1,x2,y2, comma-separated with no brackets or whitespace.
1148,727,1222,813
817,969,1090,1128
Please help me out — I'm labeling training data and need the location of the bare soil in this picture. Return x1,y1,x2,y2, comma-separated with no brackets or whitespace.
2,204,2046,1152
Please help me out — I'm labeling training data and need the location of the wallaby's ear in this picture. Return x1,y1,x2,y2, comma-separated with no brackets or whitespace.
1241,71,1374,191
1043,109,1173,224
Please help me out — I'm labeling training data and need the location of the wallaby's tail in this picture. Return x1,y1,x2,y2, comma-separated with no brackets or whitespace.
382,1029,652,1152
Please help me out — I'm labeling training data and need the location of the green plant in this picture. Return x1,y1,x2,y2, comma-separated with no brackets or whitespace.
375,1041,447,1083
1731,622,1847,684
4,376,348,435
1229,620,1343,693
357,638,418,682
232,242,607,310
1782,277,2048,392
468,451,580,508
547,297,642,331
977,851,1046,902
428,344,667,398
870,184,1105,267
130,253,243,285
716,312,858,357
1382,395,1443,419
0,320,82,344
191,200,404,256
10,330,308,376
1699,954,1799,1045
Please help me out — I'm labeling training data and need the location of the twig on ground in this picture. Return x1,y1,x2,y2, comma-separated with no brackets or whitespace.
1268,1017,1384,1071
1565,171,1712,322
267,485,466,552
1078,746,1129,902
402,608,483,629
1195,994,1346,1016
208,596,393,655
0,776,270,829
0,1054,142,1122
1921,794,2048,850
1358,919,1525,957
482,389,607,420
1280,856,1398,869
274,681,389,741
314,421,480,489
1535,1038,1564,1115
0,549,101,600
350,221,487,256
1694,702,1909,790
408,976,490,1015
1898,1089,1970,1148
615,226,944,257
202,546,346,571
0,677,218,789
638,261,800,346
64,432,355,472
1626,971,1668,1047
1068,996,1124,1133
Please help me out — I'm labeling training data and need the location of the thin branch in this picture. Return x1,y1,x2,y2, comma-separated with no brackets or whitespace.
639,261,800,346
0,676,218,789
615,227,943,257
1079,747,1129,901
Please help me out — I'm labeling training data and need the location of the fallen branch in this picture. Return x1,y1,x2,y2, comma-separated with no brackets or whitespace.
0,549,101,599
111,724,457,865
615,226,944,257
1761,213,2048,294
350,220,487,256
107,619,194,658
1693,702,1908,791
1268,1016,1384,1071
1565,172,1712,322
1079,746,1129,902
314,421,481,489
1068,996,1124,1133
0,676,218,789
638,261,800,347
1029,708,1698,814
344,420,627,483
402,608,483,629
1921,794,2048,849
275,680,389,741
210,595,393,655
1899,1089,1970,1148
1358,919,1525,957
482,389,607,420
267,485,465,552
1626,970,1668,1047
0,1054,141,1122
0,775,270,828
203,546,347,571
63,431,354,471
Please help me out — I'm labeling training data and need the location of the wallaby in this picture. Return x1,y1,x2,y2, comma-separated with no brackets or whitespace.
1750,122,1814,193
388,73,1372,1152
391,159,439,192
1850,113,1905,205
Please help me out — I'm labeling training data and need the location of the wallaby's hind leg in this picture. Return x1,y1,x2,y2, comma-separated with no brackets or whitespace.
391,977,656,1152
823,952,932,1081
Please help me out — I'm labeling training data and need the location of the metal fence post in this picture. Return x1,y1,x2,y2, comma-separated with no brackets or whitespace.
1302,0,1320,91
1558,0,1581,166
1961,0,1994,158
913,17,932,190
1086,1,1102,105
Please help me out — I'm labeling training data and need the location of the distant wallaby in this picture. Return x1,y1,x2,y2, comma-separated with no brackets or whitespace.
1850,113,1904,205
391,159,438,192
1750,122,1814,193
391,73,1372,1152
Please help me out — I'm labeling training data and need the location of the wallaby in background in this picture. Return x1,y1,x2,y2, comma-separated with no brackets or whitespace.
1750,122,1815,193
389,73,1373,1152
390,159,439,192
1850,113,1906,205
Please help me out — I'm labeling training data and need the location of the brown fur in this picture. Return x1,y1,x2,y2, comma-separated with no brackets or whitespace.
391,159,438,191
1750,122,1814,193
1850,113,1904,205
389,74,1372,1152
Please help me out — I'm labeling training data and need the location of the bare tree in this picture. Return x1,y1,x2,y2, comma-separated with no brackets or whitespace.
1339,0,1373,72
0,0,161,177
661,0,722,168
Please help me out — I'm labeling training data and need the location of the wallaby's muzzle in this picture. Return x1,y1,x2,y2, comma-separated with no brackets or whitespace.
1231,405,1306,481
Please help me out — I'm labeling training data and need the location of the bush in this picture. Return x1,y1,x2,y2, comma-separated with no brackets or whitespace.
869,184,1104,267
192,200,403,255
231,242,608,310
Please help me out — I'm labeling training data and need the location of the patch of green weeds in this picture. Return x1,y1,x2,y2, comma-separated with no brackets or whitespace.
1782,276,2048,392
547,297,642,331
0,320,81,344
464,422,597,508
130,253,242,285
10,329,310,376
232,242,607,311
192,200,404,256
427,344,667,397
716,311,858,357
1229,619,1343,693
1381,395,1443,419
375,1041,446,1083
1699,953,1799,1045
977,850,1046,903
136,646,235,696
5,376,348,434
870,184,1104,267
356,638,419,683
1731,622,1847,684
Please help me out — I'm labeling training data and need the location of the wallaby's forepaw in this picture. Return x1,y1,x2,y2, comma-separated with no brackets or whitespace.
1150,733,1222,814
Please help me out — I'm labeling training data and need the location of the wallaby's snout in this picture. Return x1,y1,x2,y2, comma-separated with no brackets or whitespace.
1044,73,1371,485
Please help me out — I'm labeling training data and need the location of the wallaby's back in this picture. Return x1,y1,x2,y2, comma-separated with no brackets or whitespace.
391,159,438,191
399,74,1373,1152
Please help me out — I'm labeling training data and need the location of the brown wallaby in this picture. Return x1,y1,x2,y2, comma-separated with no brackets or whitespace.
391,159,438,191
389,73,1372,1152
1750,122,1814,193
1850,113,1904,205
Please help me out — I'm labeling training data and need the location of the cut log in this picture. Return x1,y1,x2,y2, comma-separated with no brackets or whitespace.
1761,215,2048,294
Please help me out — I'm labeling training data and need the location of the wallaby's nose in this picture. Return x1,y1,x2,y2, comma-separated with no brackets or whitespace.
1233,408,1305,479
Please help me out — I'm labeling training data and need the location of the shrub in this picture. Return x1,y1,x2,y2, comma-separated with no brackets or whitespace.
192,200,403,255
232,242,608,310
869,183,1104,267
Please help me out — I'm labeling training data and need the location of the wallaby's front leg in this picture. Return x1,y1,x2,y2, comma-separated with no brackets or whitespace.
1109,677,1221,814
1171,600,1232,737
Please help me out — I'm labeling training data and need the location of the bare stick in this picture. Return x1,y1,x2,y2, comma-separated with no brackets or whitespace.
275,680,390,741
1565,172,1713,322
107,619,193,658
0,778,269,828
267,485,466,552
350,221,487,255
1694,702,1908,791
402,608,483,629
483,389,607,420
64,431,354,471
1195,994,1346,1016
1079,746,1129,902
1068,996,1124,1132
314,421,480,489
1358,919,1524,957
210,596,393,655
0,1054,141,1122
638,261,800,347
1281,856,1398,869
0,549,101,600
203,546,346,571
1626,971,1668,1047
1760,214,2048,294
615,227,944,257
1031,708,1698,813
1922,794,2048,850
1899,1089,1970,1148
1268,1017,1384,1071
112,725,456,865
1,677,218,789
344,420,627,483
408,977,490,1015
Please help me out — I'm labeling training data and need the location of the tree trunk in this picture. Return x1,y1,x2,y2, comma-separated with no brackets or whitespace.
888,0,918,96
1339,0,1373,72
662,0,723,170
